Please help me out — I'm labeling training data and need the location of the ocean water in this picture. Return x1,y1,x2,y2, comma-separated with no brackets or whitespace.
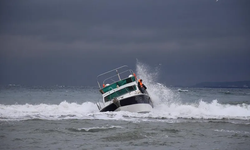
1,65,250,150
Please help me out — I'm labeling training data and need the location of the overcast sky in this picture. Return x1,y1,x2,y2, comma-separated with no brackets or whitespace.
0,0,250,86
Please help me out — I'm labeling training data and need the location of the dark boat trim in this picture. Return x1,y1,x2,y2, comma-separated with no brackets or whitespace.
100,94,153,112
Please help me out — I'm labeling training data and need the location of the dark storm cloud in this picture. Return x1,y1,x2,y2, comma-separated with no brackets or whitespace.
0,0,250,86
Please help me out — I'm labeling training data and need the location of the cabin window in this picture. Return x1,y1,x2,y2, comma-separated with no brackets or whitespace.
104,85,137,102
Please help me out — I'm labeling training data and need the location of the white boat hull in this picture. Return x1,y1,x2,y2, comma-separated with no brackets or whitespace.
115,103,153,113
99,94,153,112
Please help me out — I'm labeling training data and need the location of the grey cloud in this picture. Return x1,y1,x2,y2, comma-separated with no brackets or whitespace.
0,0,249,86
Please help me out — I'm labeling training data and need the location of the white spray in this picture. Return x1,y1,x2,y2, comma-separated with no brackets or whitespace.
135,61,179,106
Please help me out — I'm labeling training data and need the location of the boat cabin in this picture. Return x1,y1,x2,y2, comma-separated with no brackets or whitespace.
102,76,137,102
97,66,139,104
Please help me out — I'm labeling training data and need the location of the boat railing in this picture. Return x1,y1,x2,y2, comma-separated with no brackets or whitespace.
97,65,135,89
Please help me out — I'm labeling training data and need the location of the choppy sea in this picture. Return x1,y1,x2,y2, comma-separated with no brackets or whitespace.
1,66,250,150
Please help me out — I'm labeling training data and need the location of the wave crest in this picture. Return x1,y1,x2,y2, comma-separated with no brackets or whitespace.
1,100,249,122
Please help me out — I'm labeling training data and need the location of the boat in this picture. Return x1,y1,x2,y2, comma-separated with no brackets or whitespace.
178,89,188,92
96,65,154,113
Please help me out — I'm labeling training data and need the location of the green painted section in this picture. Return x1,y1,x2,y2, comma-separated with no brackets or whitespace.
104,85,137,102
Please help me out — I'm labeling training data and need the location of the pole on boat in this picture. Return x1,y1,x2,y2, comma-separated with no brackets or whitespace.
116,69,121,81
97,81,101,89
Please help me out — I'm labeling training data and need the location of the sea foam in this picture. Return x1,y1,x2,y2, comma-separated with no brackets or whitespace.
1,100,249,121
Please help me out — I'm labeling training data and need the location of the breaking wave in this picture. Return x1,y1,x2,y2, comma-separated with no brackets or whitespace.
0,62,250,122
1,97,249,122
0,100,249,121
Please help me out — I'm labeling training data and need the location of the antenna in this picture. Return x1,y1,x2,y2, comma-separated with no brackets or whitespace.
116,69,121,81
